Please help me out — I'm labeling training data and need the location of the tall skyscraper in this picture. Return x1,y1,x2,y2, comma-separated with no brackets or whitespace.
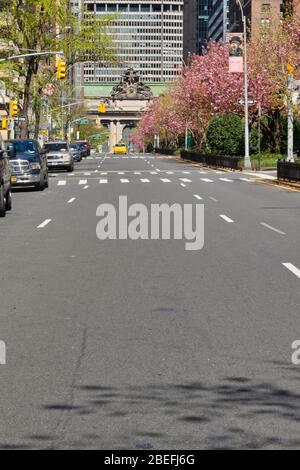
207,0,228,42
75,1,184,85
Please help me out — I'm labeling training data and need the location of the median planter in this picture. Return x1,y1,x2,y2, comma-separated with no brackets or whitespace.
155,148,176,156
181,151,243,170
277,160,300,182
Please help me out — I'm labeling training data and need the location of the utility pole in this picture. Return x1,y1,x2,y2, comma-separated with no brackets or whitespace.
287,73,294,162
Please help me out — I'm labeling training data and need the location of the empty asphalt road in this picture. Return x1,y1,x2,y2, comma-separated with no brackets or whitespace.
0,153,300,449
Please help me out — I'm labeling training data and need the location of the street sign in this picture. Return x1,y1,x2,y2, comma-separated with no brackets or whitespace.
238,98,255,106
75,119,88,125
14,116,26,122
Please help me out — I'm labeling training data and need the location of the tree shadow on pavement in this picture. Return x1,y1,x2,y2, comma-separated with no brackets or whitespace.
9,366,300,450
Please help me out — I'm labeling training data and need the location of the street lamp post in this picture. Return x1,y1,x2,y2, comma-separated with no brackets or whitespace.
236,0,251,169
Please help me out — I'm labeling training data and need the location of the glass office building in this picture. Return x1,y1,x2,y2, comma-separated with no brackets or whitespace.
78,1,184,84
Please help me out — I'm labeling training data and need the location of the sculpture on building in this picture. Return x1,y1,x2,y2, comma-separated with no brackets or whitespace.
111,68,153,100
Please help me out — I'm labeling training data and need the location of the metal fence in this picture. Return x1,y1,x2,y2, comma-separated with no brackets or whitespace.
181,151,243,170
277,160,300,182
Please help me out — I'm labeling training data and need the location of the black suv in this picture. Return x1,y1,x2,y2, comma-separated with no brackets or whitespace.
6,139,48,190
0,143,12,217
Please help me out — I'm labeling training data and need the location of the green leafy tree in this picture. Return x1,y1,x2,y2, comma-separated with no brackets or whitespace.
206,114,244,156
0,0,115,138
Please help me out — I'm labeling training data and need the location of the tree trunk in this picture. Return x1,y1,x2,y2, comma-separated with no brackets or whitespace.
20,58,35,139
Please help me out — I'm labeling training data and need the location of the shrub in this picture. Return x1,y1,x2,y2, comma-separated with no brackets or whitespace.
206,114,244,156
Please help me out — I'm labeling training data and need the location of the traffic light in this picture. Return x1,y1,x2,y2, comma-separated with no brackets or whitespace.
57,60,67,80
98,103,106,114
0,118,8,130
9,100,18,117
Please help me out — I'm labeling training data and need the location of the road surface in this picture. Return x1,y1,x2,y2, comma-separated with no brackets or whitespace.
0,153,300,449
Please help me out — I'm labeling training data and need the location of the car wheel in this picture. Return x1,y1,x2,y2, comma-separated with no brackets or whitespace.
0,184,6,217
67,165,74,173
35,179,45,191
5,189,12,211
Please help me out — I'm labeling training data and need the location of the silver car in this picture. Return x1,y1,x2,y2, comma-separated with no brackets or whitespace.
44,141,74,172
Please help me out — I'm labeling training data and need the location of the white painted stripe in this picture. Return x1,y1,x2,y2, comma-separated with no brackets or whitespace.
160,178,171,183
134,172,141,175
180,178,192,183
201,178,213,183
57,180,66,186
199,171,207,174
141,178,150,183
215,171,223,174
193,194,203,200
120,179,129,183
37,219,52,229
283,263,300,279
180,183,186,187
99,179,108,184
219,178,234,183
101,172,107,175
183,171,191,174
79,179,87,185
67,198,76,204
166,171,174,174
83,185,89,189
118,172,125,175
84,172,91,176
156,169,161,172
209,197,218,202
240,178,253,182
150,171,157,175
220,214,234,223
260,222,286,235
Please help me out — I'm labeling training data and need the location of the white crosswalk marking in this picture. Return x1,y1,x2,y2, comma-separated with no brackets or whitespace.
120,179,129,183
201,178,213,183
57,180,66,186
79,180,87,185
219,178,234,183
160,178,171,183
99,179,108,184
141,179,150,183
180,178,192,183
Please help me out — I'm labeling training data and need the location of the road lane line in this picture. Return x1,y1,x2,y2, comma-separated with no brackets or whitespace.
220,214,234,223
79,179,87,185
240,178,253,182
83,185,89,189
57,180,66,186
160,178,171,183
166,171,174,174
209,197,218,202
99,179,108,184
67,198,76,204
201,178,213,183
180,178,192,183
141,178,150,183
260,222,286,235
193,194,203,200
37,219,52,229
219,178,234,183
283,263,300,279
180,183,186,187
120,179,130,183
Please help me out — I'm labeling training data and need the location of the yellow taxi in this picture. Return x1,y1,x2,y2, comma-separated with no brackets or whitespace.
113,143,127,155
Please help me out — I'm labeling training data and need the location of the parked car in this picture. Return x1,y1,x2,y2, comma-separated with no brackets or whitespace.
76,140,90,157
113,143,127,155
6,139,48,191
44,141,74,172
0,142,12,217
70,143,83,162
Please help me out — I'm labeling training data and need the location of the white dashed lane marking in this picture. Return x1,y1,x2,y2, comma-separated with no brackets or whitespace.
219,214,234,223
193,194,203,200
120,179,130,183
260,222,286,235
160,178,171,183
99,179,108,184
57,180,66,186
37,219,52,229
79,180,87,185
219,178,234,183
67,198,76,204
201,178,213,183
140,179,150,183
283,263,300,279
